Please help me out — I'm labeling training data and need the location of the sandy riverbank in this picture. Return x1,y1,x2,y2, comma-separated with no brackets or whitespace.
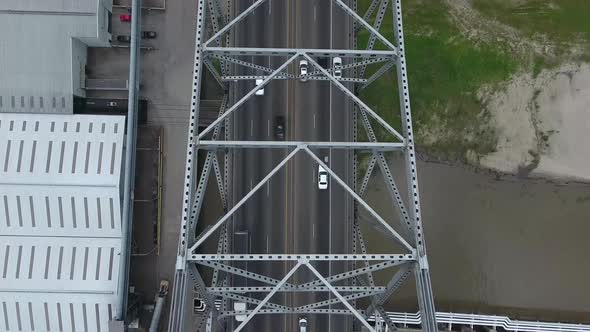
480,63,590,181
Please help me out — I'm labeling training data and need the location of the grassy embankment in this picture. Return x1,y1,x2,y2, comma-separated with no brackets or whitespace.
357,0,516,159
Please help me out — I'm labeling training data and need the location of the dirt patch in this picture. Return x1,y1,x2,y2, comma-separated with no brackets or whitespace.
443,0,554,57
480,63,590,181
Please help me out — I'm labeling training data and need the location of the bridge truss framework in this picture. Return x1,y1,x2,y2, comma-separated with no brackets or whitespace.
168,0,438,331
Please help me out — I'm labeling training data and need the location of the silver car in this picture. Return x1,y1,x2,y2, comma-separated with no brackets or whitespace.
318,165,328,190
299,59,309,82
333,56,342,79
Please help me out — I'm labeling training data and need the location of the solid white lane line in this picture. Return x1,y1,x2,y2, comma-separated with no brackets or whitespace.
250,179,253,190
267,119,271,137
250,119,254,137
266,180,270,196
266,236,269,253
268,0,272,15
314,5,317,21
313,113,316,129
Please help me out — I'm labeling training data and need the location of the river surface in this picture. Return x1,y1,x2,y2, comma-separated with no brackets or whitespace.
361,155,590,323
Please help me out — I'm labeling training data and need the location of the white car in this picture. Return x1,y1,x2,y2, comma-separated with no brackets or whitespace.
318,165,328,190
299,317,308,332
299,59,309,82
333,57,342,79
255,79,264,96
234,302,247,322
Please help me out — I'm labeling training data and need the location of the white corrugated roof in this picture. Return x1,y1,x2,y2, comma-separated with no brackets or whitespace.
0,113,125,332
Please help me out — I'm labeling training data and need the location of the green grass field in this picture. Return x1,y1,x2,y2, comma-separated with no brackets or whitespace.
357,0,516,158
473,0,590,46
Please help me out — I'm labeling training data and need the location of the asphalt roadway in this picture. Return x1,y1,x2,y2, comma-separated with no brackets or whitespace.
230,1,354,331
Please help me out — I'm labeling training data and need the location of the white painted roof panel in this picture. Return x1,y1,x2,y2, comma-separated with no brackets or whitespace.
0,113,125,332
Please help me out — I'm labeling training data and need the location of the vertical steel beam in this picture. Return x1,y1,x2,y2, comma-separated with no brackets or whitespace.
391,1,438,330
168,0,207,330
117,0,142,320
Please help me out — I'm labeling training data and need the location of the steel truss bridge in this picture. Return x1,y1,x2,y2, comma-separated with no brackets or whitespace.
168,0,438,331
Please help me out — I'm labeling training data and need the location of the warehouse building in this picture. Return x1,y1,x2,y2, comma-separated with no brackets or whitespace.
0,0,113,114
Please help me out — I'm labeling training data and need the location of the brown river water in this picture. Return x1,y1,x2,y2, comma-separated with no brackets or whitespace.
361,156,590,323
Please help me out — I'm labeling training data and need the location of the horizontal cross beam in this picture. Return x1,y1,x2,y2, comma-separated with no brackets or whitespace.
222,75,367,83
204,46,396,58
189,254,414,261
199,141,405,151
207,286,387,293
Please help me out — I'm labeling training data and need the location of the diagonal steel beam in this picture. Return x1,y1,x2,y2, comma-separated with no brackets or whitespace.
358,109,413,238
204,0,267,46
360,60,395,91
354,223,376,287
357,0,381,33
212,155,226,209
303,147,412,251
295,289,383,311
215,292,290,312
211,226,226,286
305,262,376,332
190,147,300,251
187,263,222,322
197,260,296,289
302,54,404,142
376,306,399,331
199,53,299,138
212,54,296,78
360,0,390,78
204,58,226,89
234,262,302,332
366,264,412,317
333,0,397,52
187,96,227,241
358,154,377,197
298,260,409,289
308,57,390,77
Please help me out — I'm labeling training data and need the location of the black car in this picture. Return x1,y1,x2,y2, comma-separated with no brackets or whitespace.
142,31,157,39
274,116,285,140
317,57,329,69
116,35,131,43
